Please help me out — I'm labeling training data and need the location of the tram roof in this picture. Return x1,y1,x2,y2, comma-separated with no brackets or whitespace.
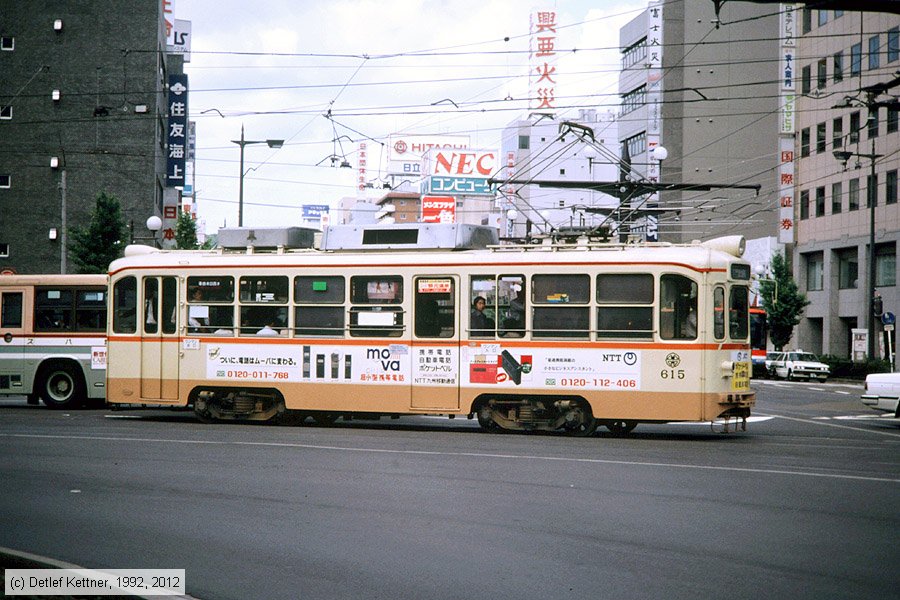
110,235,748,275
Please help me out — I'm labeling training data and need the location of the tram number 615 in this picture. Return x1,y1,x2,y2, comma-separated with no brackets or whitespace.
660,369,685,379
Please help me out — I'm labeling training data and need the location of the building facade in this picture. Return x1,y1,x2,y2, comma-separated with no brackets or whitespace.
618,1,782,244
0,1,171,274
793,7,900,359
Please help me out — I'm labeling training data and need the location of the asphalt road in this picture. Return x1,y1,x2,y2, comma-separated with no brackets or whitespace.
1,381,898,600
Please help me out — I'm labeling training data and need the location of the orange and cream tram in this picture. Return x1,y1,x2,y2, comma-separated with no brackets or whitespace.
105,224,755,435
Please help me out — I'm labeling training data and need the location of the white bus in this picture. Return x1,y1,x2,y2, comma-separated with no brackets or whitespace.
105,225,755,435
0,274,107,408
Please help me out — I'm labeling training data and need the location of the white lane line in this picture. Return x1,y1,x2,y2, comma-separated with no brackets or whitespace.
757,412,900,438
0,432,897,484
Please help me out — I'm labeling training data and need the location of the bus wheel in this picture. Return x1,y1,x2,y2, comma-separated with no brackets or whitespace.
311,412,338,426
604,420,637,435
39,363,85,409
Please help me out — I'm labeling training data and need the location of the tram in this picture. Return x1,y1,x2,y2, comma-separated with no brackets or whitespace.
105,224,755,435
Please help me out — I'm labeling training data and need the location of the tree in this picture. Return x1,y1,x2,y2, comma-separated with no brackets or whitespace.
760,251,810,350
174,208,199,249
68,192,128,274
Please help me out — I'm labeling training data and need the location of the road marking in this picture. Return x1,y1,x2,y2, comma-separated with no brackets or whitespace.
1,432,897,484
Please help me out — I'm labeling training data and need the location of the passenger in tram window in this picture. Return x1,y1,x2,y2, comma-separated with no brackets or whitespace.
470,296,494,336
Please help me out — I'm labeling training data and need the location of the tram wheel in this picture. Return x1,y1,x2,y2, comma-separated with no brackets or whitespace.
604,420,637,435
311,412,338,426
39,363,85,409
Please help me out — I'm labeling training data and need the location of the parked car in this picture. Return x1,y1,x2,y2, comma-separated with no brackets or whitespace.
769,350,830,381
861,372,900,417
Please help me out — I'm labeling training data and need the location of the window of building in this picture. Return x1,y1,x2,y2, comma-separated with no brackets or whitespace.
0,106,10,120
876,244,896,287
888,170,898,205
851,42,862,75
801,65,812,95
833,51,844,81
621,85,647,114
800,189,810,220
869,35,881,70
816,122,827,153
518,135,529,150
832,181,843,214
833,116,843,148
806,253,824,291
800,128,810,157
622,37,647,68
596,273,653,339
849,178,860,211
815,186,826,217
0,36,13,51
817,58,827,89
623,132,646,159
850,111,861,143
868,108,880,139
532,274,590,339
868,173,878,208
837,249,858,289
889,27,899,63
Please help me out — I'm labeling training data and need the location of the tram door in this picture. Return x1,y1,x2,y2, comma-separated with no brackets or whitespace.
0,288,26,394
140,277,179,399
410,276,459,410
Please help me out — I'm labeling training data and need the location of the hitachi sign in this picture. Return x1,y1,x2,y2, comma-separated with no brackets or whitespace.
425,149,499,178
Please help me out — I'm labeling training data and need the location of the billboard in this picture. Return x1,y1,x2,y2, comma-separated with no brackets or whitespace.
387,134,470,176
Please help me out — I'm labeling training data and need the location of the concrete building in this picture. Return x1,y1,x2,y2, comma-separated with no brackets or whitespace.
617,1,782,244
0,1,172,273
793,7,900,360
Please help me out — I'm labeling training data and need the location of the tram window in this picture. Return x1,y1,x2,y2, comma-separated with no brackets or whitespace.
239,276,288,303
113,277,137,334
187,276,234,303
34,288,74,332
350,276,404,337
470,276,497,338
295,306,345,337
714,287,726,340
659,274,698,340
415,277,454,338
239,305,288,336
295,276,344,304
75,289,106,332
144,278,159,334
729,286,749,339
596,274,653,338
532,274,589,339
1,292,23,328
498,275,525,338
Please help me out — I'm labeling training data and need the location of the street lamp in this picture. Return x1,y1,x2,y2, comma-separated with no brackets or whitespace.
833,140,882,360
231,125,284,227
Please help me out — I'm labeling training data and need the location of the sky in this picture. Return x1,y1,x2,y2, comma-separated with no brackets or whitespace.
171,0,648,234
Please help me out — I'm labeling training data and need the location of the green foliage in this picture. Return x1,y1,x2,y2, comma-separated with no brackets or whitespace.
68,192,128,274
174,209,199,249
759,251,810,351
818,355,891,379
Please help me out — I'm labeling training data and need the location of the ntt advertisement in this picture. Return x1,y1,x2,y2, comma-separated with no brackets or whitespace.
386,134,470,176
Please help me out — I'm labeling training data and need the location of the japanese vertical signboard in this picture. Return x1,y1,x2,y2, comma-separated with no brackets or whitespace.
778,4,797,244
644,1,664,242
530,9,558,112
166,74,188,188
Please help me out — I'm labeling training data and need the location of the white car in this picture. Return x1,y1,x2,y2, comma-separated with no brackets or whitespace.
769,350,830,381
861,373,900,417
